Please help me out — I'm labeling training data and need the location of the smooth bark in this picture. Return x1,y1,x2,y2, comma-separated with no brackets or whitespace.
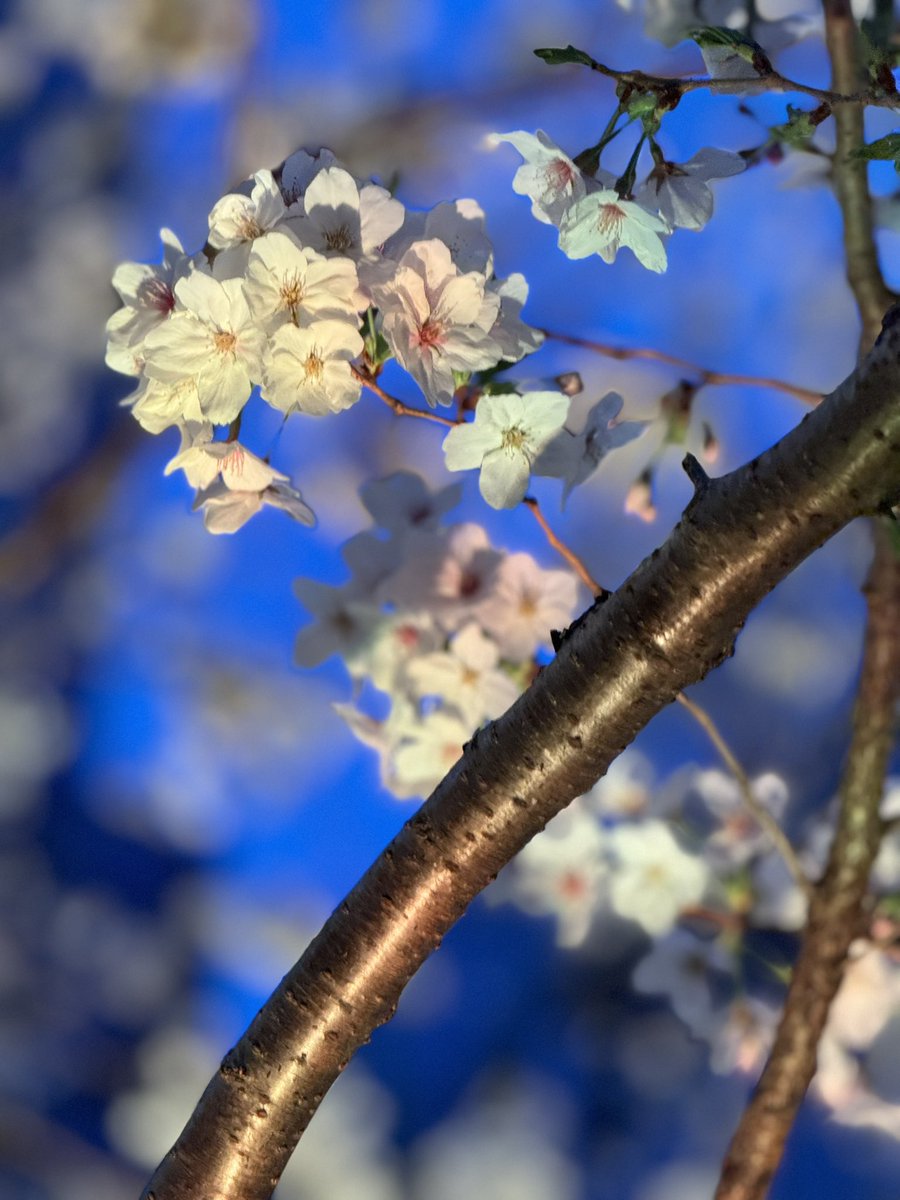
143,315,900,1200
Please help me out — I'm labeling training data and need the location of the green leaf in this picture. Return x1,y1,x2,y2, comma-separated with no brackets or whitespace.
534,45,596,68
362,308,392,369
851,131,900,161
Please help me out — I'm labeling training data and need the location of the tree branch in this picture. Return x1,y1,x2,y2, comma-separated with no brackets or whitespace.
822,0,895,344
141,309,900,1200
714,522,900,1200
711,8,898,1196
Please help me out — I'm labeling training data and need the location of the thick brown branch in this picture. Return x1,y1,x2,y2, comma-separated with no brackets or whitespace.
142,319,900,1200
715,524,900,1200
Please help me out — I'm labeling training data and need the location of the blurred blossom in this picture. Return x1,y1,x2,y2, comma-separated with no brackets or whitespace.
499,799,610,947
633,1161,720,1200
616,1012,703,1099
583,748,655,818
607,820,711,938
173,877,321,993
632,928,733,1036
108,1024,404,1200
409,1075,581,1200
734,613,860,706
17,0,257,95
691,768,790,871
0,681,75,817
0,201,125,492
708,996,778,1077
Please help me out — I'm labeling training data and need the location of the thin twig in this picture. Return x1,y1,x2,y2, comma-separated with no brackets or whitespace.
354,367,458,426
542,329,823,406
676,692,812,898
565,48,900,109
522,495,608,595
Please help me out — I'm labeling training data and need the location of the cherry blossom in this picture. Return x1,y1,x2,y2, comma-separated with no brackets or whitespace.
262,319,363,416
632,928,733,1035
164,437,288,493
607,820,711,936
502,801,610,947
534,391,648,504
636,148,746,232
558,190,669,272
195,476,316,535
243,230,361,333
359,471,463,535
374,239,502,407
142,269,265,425
489,130,586,227
478,551,579,660
442,391,570,509
208,170,290,266
105,228,191,376
294,166,405,261
404,623,520,725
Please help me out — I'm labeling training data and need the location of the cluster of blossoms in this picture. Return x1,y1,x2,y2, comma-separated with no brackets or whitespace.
106,146,657,530
294,471,580,798
499,753,900,1137
491,130,746,273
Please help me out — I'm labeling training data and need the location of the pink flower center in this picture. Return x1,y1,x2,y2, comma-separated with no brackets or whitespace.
415,319,446,351
139,277,175,314
558,871,589,900
597,203,626,238
545,158,575,193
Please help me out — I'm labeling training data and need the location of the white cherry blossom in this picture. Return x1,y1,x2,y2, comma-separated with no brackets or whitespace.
359,471,463,535
503,801,610,947
607,820,711,936
295,166,405,260
558,191,669,272
105,228,191,376
390,709,469,799
374,239,502,407
405,623,520,725
244,229,361,333
387,199,494,274
195,477,316,535
632,928,733,1035
478,551,579,660
279,147,339,205
142,269,265,425
489,130,586,227
164,437,287,493
636,148,746,232
381,523,503,631
262,319,363,416
124,374,205,433
294,578,386,673
207,169,289,261
487,273,544,363
443,391,570,509
535,391,648,504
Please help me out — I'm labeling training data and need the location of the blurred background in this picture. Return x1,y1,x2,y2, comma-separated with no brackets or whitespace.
1,0,898,1197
